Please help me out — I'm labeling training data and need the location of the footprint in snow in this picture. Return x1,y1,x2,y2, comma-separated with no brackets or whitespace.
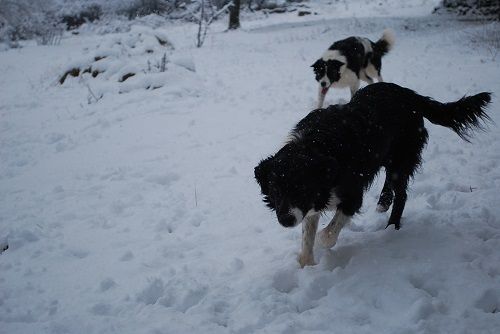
99,278,117,292
89,302,115,316
475,289,500,314
155,219,176,234
66,248,90,259
120,251,134,261
321,245,357,271
408,275,439,298
136,277,165,305
145,173,180,187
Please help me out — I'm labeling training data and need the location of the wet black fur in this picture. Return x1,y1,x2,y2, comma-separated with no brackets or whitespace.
255,83,491,229
312,35,390,83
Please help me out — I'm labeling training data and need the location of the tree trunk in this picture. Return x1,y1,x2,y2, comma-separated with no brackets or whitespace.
228,0,240,30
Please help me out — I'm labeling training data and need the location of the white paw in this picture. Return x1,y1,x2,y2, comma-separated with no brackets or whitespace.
298,253,316,268
318,228,338,249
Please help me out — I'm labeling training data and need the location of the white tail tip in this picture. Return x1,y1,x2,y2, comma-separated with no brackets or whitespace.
381,29,396,50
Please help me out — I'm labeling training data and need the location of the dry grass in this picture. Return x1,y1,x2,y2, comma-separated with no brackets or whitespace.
468,22,500,61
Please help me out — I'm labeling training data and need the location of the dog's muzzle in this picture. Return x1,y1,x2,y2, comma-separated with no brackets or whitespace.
277,213,297,228
320,81,330,95
276,200,300,228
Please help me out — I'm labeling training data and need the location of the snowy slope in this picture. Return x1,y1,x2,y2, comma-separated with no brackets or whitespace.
1,1,500,333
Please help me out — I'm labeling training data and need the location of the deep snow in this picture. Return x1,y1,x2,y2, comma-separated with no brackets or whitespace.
1,1,500,333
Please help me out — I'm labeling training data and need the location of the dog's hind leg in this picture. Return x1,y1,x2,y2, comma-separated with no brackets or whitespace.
360,71,374,85
317,209,352,249
298,214,319,267
385,122,427,229
365,63,381,83
349,80,361,98
385,173,409,230
376,172,394,212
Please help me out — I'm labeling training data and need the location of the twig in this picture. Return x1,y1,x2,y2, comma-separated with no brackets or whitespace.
86,84,101,103
195,185,198,207
196,1,233,47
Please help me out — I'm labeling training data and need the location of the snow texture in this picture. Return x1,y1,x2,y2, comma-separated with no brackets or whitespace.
1,1,500,333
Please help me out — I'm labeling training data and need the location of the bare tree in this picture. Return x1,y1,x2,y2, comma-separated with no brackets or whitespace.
196,0,233,47
228,0,240,30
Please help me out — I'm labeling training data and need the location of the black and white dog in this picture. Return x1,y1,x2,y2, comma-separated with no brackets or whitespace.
312,29,395,108
255,83,491,267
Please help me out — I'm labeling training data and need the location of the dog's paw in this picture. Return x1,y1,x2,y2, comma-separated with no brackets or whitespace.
317,228,338,249
385,220,401,230
376,204,390,213
298,253,316,268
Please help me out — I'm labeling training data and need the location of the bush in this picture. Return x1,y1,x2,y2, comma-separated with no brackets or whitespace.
62,4,103,30
124,0,173,19
434,0,500,20
0,0,63,46
468,22,500,60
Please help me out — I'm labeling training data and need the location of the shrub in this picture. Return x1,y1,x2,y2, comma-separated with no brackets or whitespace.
0,0,63,46
124,0,172,19
62,4,103,30
434,0,500,20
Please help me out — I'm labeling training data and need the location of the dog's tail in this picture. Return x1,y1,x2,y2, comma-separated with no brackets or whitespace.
415,91,492,142
373,29,395,57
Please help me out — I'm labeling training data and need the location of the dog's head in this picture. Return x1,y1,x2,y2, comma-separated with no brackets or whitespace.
255,144,337,228
311,58,345,94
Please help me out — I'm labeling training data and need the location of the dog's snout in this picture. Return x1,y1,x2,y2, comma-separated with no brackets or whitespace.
320,81,327,87
278,214,296,228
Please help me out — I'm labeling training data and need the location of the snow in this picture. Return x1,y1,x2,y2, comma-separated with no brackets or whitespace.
1,1,500,333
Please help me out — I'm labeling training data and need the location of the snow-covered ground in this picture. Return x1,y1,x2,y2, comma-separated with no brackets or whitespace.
1,1,500,333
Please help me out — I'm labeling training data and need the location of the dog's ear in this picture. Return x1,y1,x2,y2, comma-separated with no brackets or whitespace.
254,157,273,194
311,59,321,68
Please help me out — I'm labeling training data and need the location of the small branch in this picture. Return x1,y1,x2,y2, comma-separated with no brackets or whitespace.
196,1,233,48
195,185,198,207
86,84,101,103
208,1,233,26
196,0,205,48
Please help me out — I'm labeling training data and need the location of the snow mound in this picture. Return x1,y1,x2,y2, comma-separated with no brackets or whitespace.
58,26,197,97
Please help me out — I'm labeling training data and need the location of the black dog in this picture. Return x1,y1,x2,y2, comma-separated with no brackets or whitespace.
312,30,395,108
255,83,491,267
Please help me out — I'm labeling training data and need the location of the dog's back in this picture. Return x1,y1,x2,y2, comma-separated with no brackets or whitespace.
350,82,490,140
327,30,395,78
293,83,491,191
328,37,367,75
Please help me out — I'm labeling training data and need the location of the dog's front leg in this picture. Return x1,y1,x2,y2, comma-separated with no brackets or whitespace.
317,85,327,108
298,214,319,268
318,210,351,249
349,81,360,98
